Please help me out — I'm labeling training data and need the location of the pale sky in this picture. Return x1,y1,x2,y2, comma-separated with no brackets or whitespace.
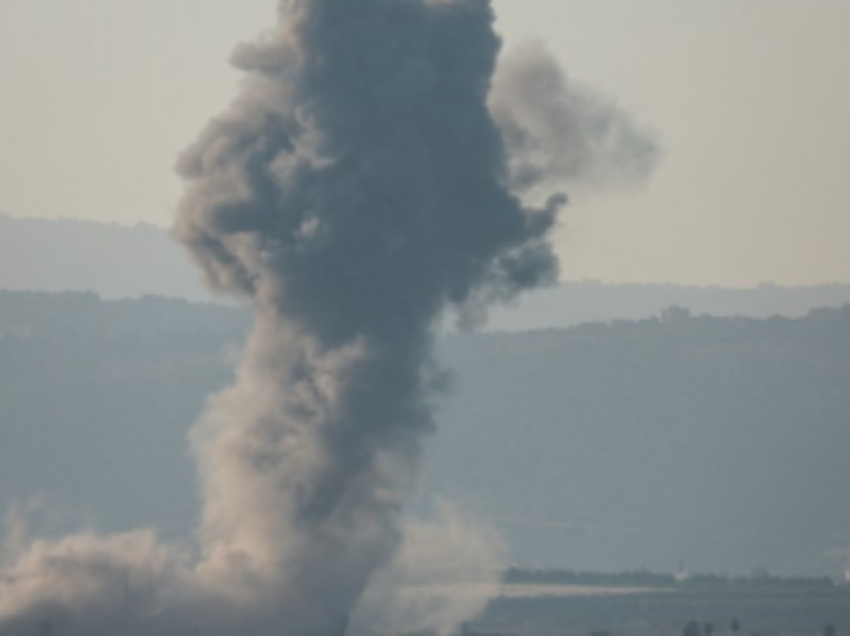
1,0,848,286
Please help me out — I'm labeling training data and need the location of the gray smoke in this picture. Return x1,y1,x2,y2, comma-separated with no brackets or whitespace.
0,2,655,635
491,42,659,197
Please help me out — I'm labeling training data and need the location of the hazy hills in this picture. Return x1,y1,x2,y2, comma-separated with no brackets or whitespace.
431,310,850,575
4,213,850,328
1,291,849,576
0,213,208,301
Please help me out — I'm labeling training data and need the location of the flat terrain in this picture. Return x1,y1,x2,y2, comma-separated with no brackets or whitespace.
472,579,850,636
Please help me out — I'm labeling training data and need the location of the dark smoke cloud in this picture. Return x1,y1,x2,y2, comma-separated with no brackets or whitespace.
174,0,561,628
491,42,660,197
0,2,654,635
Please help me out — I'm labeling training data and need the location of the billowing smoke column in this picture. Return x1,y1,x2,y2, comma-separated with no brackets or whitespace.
175,0,562,627
0,1,656,635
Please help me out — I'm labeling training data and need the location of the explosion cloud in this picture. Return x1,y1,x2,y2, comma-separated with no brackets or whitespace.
0,1,655,635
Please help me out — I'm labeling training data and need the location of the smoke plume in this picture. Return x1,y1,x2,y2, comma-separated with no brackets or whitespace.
0,2,655,635
491,42,659,198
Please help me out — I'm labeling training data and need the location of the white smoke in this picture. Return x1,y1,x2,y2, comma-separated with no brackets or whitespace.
354,502,506,636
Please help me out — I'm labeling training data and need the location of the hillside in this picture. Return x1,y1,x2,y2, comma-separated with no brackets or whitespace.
4,214,850,326
430,308,850,575
1,292,849,575
0,214,208,300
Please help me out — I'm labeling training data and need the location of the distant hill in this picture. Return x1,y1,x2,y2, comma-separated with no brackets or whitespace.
430,308,850,575
3,214,850,326
0,213,209,300
485,281,850,331
2,292,849,576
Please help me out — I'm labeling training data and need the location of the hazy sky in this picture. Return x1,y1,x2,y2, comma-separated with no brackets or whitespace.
1,0,848,286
